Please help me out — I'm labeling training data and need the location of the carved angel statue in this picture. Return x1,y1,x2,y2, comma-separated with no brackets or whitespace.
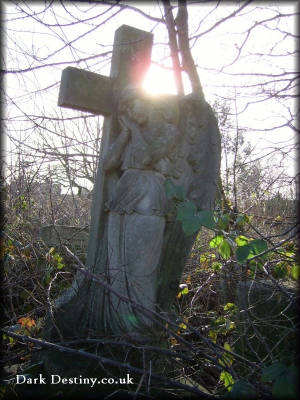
102,86,181,334
45,86,220,341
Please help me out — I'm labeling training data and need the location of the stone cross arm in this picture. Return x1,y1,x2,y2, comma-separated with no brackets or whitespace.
58,67,114,116
58,25,153,118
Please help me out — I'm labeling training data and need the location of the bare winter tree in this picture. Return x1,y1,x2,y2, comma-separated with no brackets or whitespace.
3,2,298,197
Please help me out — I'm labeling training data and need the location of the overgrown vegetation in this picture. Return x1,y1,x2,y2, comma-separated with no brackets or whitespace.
1,167,298,399
165,179,299,397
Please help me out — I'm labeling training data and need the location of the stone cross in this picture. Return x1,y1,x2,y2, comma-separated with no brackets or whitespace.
58,25,153,271
53,24,220,342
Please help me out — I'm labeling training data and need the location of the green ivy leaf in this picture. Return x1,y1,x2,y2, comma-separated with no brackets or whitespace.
165,179,186,201
224,303,237,312
209,235,231,260
199,253,208,263
249,239,268,253
236,245,251,264
127,314,138,326
217,213,230,230
182,217,202,236
177,201,197,221
43,270,52,285
235,235,249,246
229,380,256,399
181,287,189,295
291,264,299,280
56,262,64,270
235,214,247,226
176,203,215,236
212,261,222,271
236,239,268,263
261,362,286,382
273,261,289,279
52,252,65,269
209,235,224,248
196,210,216,230
219,239,231,260
272,366,299,399
220,371,234,391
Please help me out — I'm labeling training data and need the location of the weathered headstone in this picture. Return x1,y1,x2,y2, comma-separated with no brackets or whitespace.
46,24,220,343
219,267,299,362
40,225,88,253
236,279,298,361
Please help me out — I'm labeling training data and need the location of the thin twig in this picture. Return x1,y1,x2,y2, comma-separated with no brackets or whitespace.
60,338,193,361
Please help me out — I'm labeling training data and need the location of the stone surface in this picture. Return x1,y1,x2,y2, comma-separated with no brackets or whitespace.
40,225,88,251
221,273,299,361
58,67,113,115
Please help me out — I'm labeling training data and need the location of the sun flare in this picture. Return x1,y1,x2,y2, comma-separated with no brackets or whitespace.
143,64,178,95
143,64,192,96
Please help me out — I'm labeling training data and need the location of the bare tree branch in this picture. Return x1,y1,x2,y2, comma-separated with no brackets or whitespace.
163,1,184,95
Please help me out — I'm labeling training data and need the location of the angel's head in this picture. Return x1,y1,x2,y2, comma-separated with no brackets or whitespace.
118,85,149,126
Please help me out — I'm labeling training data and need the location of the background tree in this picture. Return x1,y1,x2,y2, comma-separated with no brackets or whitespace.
3,1,298,201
